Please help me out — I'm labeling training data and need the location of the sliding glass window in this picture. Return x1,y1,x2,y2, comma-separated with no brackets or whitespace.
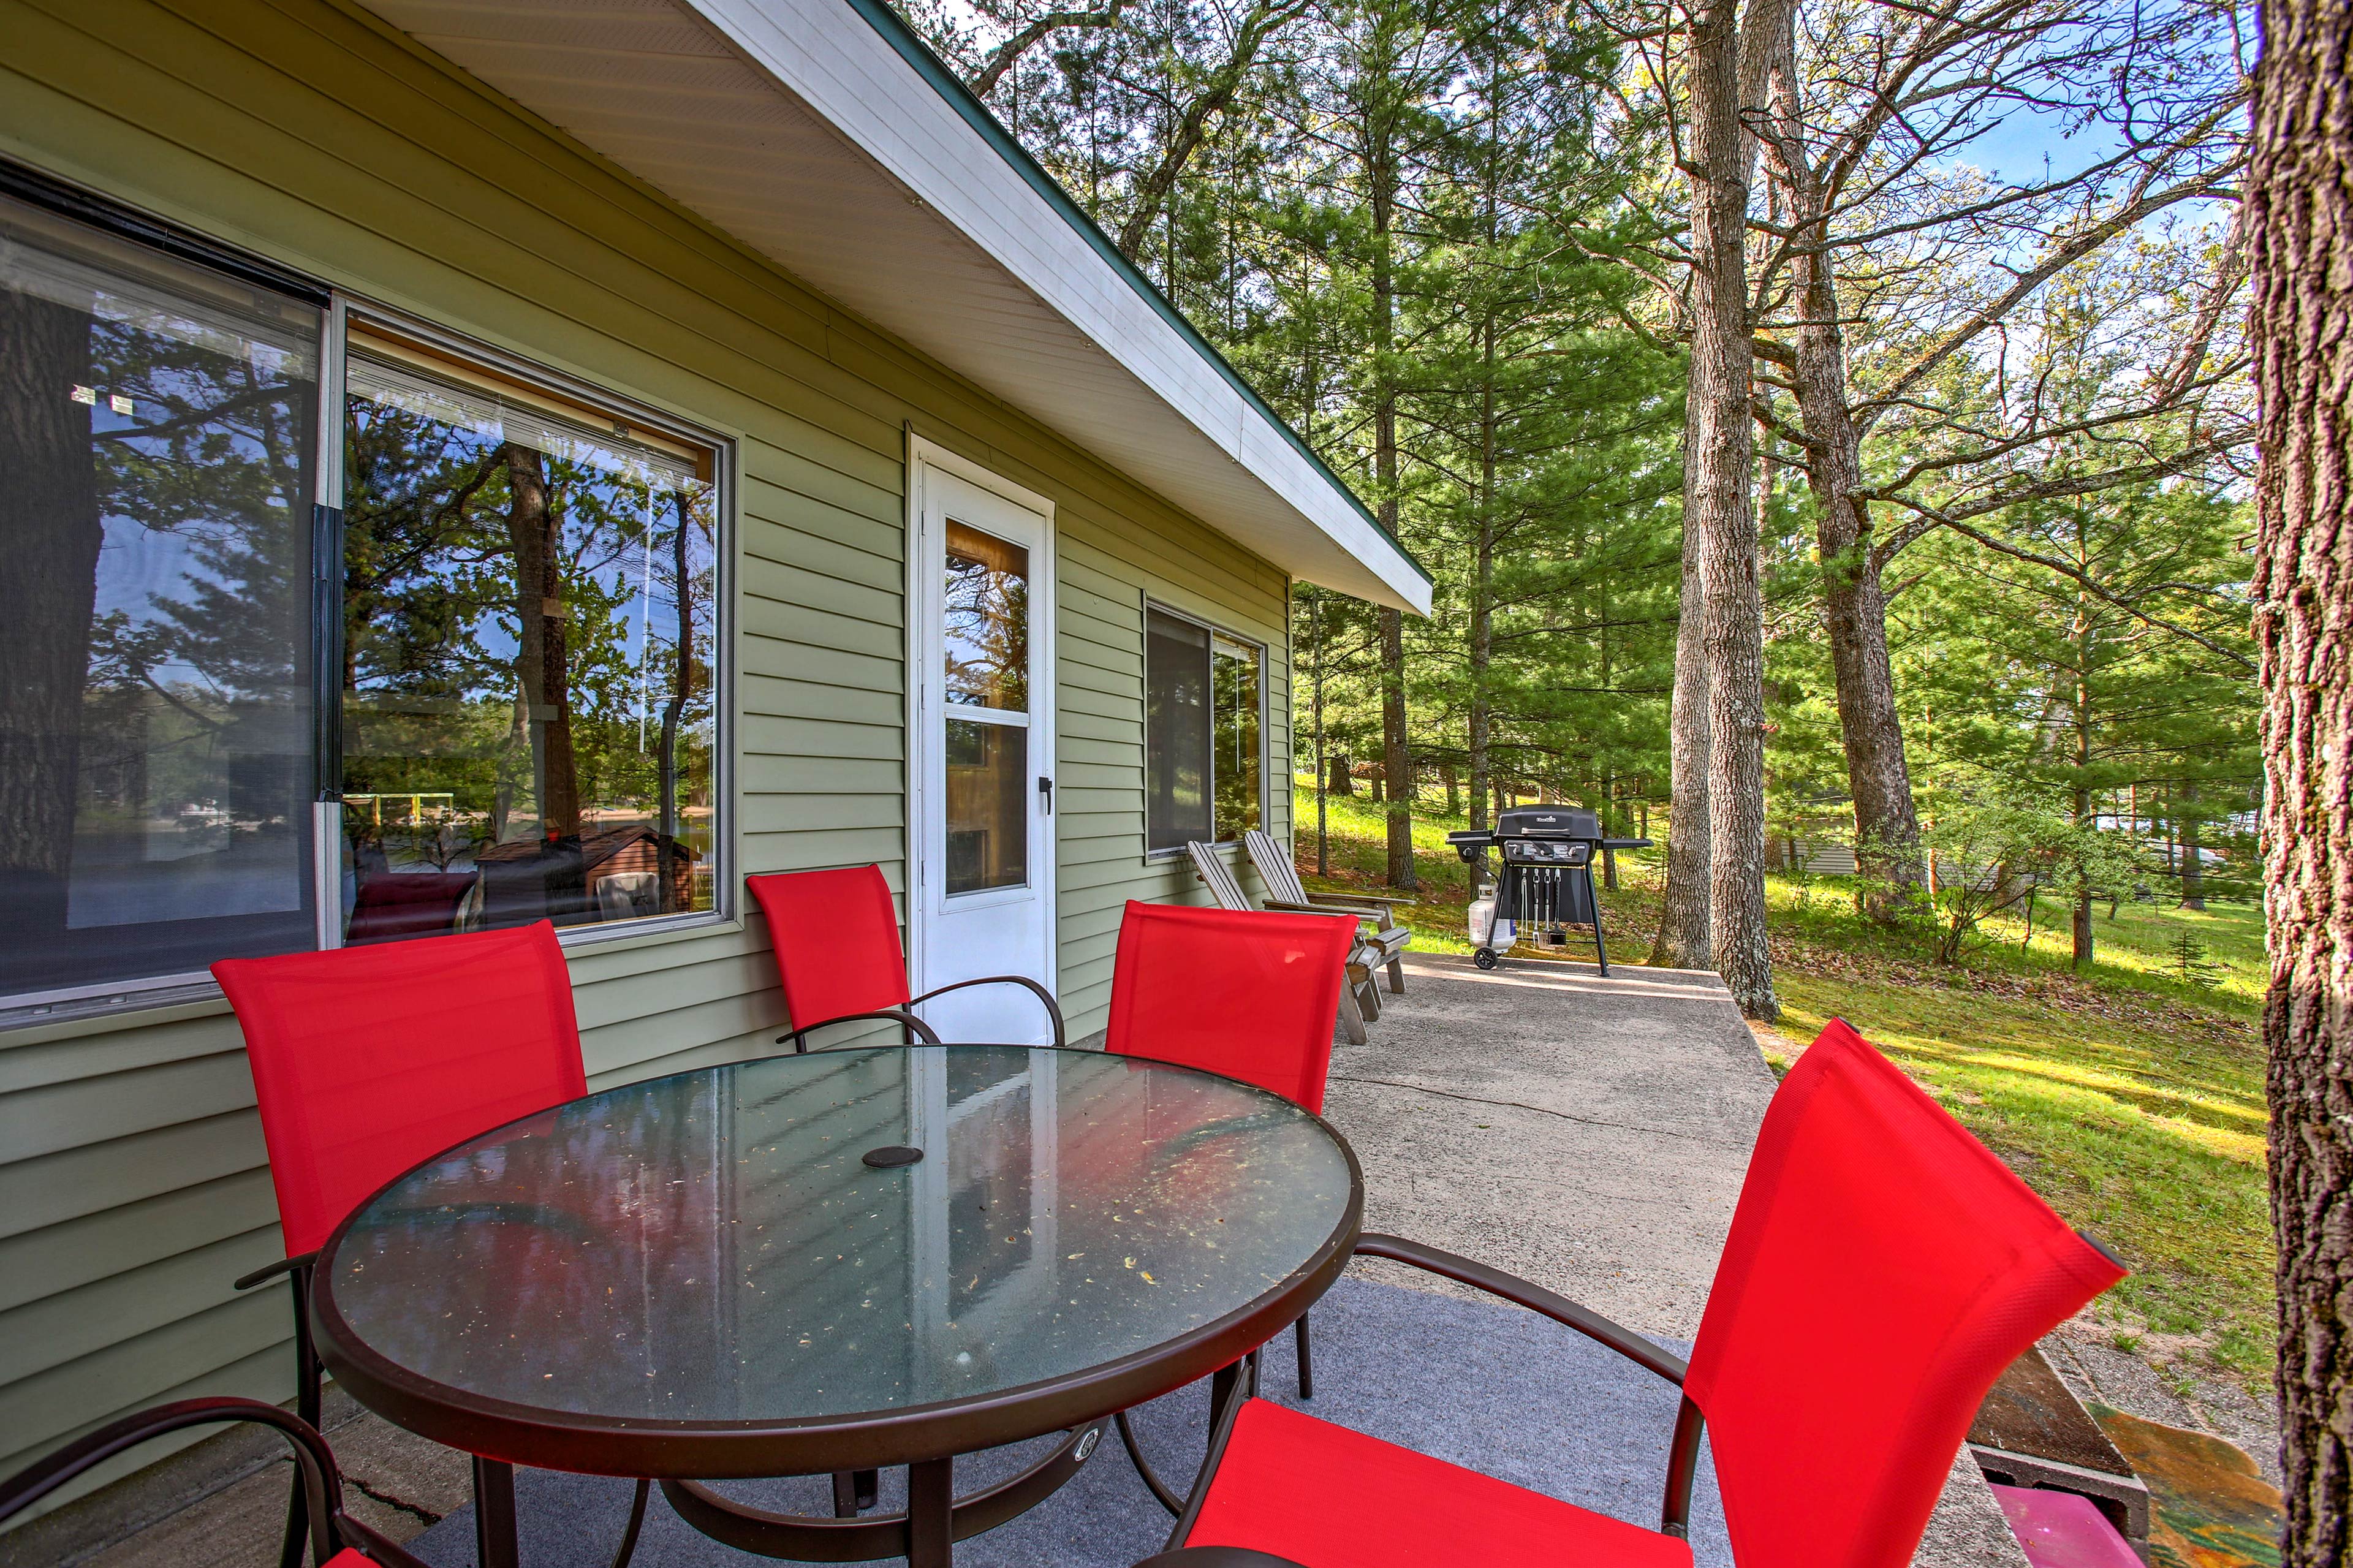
0,194,321,1001
0,187,728,1017
1142,605,1264,854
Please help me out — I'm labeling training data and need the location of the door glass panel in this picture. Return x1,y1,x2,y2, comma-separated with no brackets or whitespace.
0,193,320,1001
944,521,1028,712
944,718,1027,894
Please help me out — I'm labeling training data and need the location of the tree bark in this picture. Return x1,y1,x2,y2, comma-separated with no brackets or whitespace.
1651,461,1713,969
0,290,101,914
1684,0,1778,1017
2250,2,2353,1559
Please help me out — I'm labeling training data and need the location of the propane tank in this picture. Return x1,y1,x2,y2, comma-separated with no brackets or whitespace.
1467,895,1514,952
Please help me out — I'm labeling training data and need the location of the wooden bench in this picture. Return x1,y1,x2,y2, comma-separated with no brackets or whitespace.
1186,841,1381,1046
1243,829,1411,996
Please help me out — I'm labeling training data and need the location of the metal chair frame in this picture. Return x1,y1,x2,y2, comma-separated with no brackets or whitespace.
1142,1232,1703,1566
0,1398,441,1568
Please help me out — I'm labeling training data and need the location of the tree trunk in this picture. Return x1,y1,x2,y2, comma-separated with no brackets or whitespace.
1469,319,1498,882
2178,782,2206,910
506,445,578,838
1763,25,1920,898
1311,593,1330,876
1327,751,1354,795
1651,433,1713,970
0,289,102,918
2250,4,2353,1559
1685,0,1776,1018
657,490,695,911
1363,23,1416,892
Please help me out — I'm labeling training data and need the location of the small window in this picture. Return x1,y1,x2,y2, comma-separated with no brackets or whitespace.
338,339,722,942
1143,606,1263,854
0,193,324,1001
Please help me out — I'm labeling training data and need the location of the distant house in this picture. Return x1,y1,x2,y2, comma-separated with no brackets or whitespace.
0,0,1427,1496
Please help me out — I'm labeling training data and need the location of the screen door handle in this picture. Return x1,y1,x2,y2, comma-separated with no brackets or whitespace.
1037,776,1054,815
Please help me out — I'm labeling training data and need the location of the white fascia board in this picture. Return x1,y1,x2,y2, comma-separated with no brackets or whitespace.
680,0,1431,615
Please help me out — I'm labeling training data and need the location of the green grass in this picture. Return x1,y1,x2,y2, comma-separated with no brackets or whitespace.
1290,779,2273,1385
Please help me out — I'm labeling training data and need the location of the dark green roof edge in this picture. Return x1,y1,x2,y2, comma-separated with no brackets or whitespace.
836,0,1432,590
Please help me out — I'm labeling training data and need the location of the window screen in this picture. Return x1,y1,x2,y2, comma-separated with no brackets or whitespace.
0,194,321,1000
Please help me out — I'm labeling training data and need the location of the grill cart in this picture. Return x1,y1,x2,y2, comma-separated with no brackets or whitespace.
1446,808,1653,974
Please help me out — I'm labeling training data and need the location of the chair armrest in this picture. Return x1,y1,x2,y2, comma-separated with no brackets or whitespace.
778,1008,944,1053
907,973,1067,1047
1292,890,1406,916
1354,1233,1688,1387
1361,1234,1708,1537
234,1252,317,1292
0,1397,433,1567
1260,897,1352,915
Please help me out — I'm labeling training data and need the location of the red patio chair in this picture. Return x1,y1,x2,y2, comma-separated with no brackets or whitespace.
211,922,642,1568
747,865,1064,1050
0,1398,440,1568
1103,900,1358,1508
1134,1018,2127,1568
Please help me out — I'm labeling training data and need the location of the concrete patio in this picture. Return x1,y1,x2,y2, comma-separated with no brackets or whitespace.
11,952,2033,1566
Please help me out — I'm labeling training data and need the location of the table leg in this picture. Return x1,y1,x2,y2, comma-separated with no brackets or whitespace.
471,1456,519,1568
907,1456,953,1568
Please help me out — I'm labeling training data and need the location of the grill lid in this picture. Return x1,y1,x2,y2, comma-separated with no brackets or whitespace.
1495,807,1601,840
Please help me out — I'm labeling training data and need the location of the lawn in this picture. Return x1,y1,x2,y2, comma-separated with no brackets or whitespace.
1290,779,2274,1385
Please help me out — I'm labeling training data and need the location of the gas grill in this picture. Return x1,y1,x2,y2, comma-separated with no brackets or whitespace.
1446,808,1652,974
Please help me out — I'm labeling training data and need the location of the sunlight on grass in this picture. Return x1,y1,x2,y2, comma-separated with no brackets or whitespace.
1287,778,2275,1385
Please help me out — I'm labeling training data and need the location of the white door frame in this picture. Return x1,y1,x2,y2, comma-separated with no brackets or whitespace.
903,431,1058,1006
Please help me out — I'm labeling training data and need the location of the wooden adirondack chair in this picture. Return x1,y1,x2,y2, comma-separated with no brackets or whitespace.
1186,842,1380,1045
1243,829,1411,996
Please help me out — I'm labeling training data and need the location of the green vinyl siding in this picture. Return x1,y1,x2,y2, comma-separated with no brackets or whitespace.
0,0,1294,1508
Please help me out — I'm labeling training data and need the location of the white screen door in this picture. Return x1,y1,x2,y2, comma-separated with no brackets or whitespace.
908,445,1057,1043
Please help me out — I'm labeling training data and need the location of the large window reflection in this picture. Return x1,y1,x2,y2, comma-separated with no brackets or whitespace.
340,346,719,940
0,195,319,999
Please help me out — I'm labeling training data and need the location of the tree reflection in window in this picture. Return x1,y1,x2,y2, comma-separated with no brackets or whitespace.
943,521,1028,711
340,350,719,940
0,193,319,999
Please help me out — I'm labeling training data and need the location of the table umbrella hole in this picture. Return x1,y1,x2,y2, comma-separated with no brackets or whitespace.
863,1145,925,1168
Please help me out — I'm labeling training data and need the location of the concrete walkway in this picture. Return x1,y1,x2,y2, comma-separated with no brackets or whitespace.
1324,952,2030,1568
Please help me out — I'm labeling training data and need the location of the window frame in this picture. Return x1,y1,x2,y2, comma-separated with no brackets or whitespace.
1140,597,1270,863
0,173,735,1029
330,300,737,953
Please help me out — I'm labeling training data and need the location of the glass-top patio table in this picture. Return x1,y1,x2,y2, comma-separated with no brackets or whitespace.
309,1043,1363,1567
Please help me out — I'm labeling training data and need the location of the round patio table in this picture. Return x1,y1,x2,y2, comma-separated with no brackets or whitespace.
309,1043,1362,1567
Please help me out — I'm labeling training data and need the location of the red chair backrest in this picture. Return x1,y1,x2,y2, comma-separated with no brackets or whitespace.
1686,1019,2124,1568
746,866,912,1031
213,922,588,1257
1103,901,1357,1113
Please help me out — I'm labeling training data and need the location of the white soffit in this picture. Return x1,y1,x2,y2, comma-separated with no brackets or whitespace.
358,0,1431,613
